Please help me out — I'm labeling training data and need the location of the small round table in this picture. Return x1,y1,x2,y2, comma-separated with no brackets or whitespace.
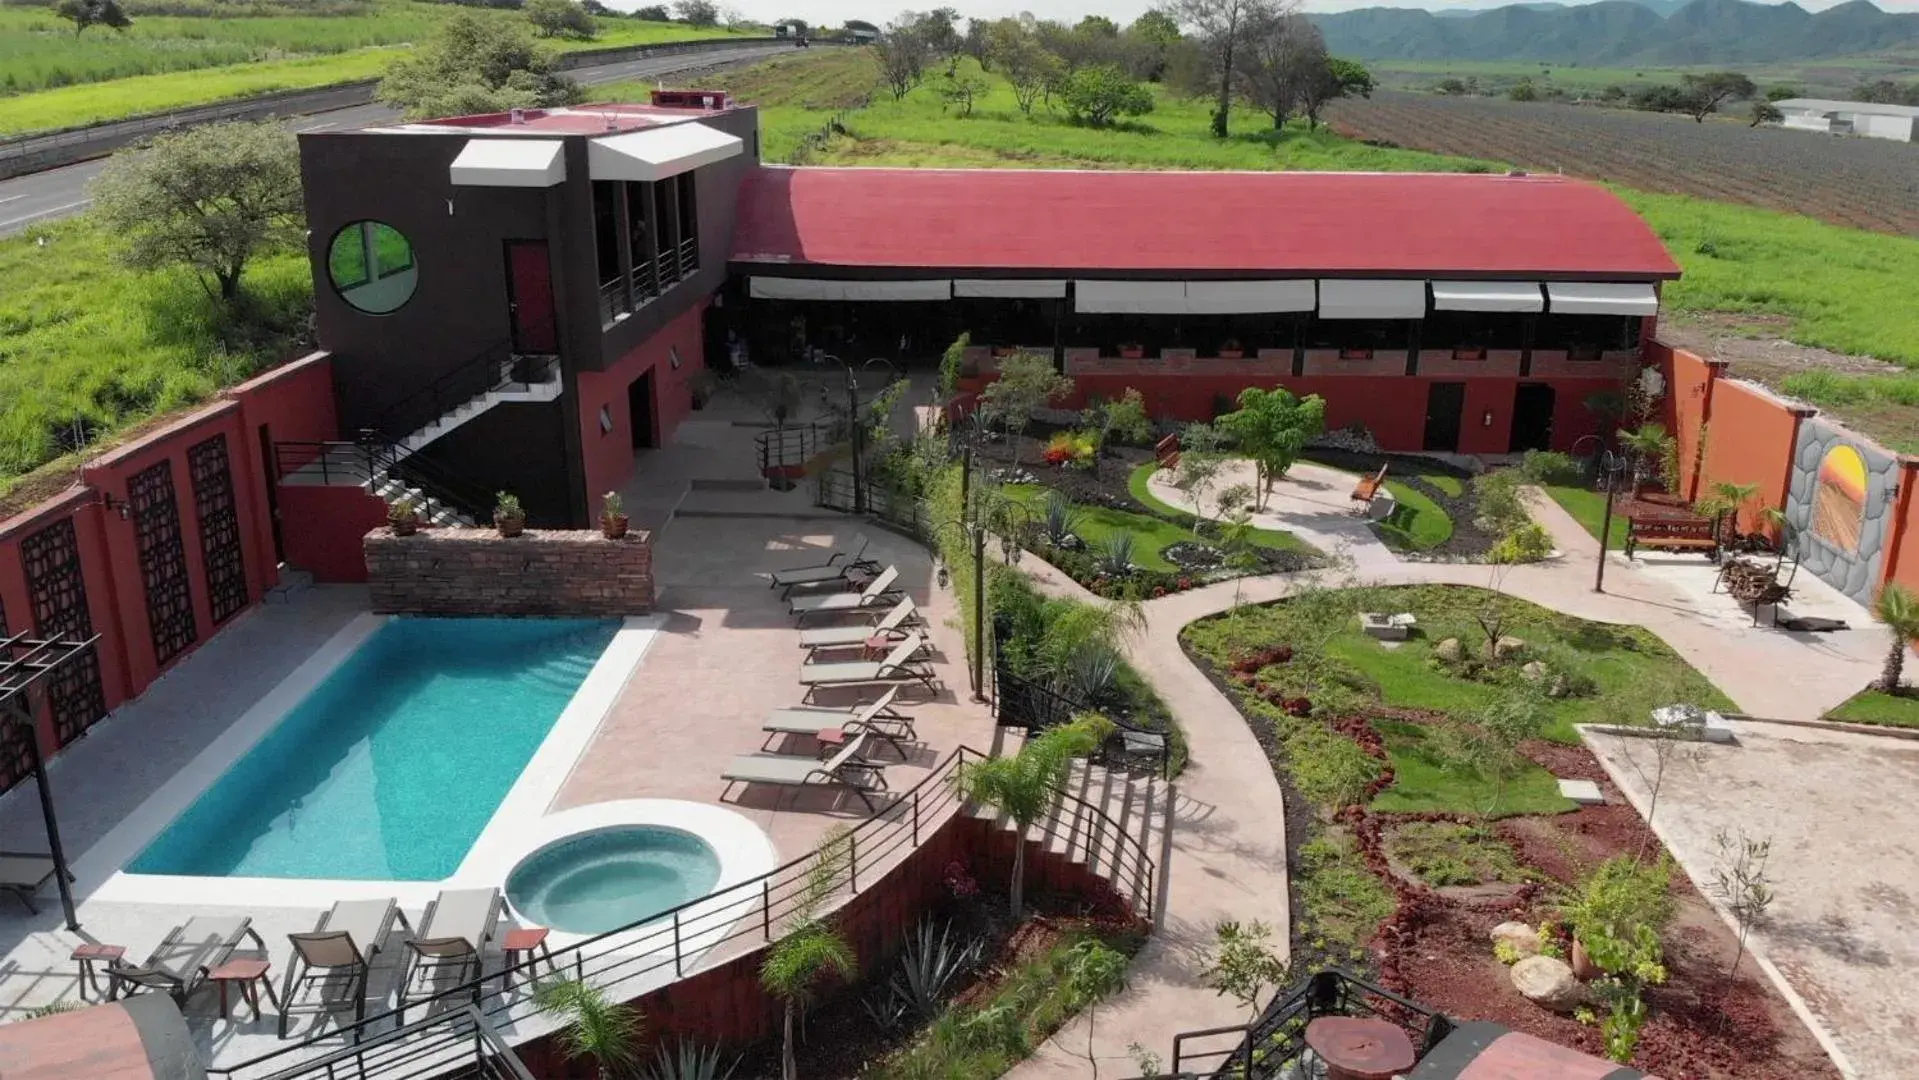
207,957,279,1021
814,728,849,757
70,943,124,1002
862,634,893,660
1304,1016,1417,1080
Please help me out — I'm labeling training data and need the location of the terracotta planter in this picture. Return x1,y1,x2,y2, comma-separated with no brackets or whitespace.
1570,938,1600,981
390,520,419,537
494,513,526,538
1120,347,1145,359
602,514,630,540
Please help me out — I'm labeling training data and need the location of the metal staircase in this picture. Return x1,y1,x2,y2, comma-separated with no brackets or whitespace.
373,344,564,463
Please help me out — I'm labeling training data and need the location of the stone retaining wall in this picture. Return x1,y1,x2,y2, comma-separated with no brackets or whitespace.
364,527,653,616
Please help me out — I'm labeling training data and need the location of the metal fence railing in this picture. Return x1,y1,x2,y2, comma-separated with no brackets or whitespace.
212,1005,532,1080
1158,970,1453,1080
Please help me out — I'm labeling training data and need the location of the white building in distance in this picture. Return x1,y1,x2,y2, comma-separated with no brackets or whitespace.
1773,98,1919,142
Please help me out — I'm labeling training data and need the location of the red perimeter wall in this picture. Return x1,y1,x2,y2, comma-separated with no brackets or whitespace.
0,352,336,794
577,300,710,518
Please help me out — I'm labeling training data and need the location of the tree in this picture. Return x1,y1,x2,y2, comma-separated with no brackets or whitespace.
1171,423,1227,535
526,0,596,39
1060,939,1129,1080
873,19,931,100
1508,77,1538,102
954,718,1105,916
1446,686,1549,821
54,0,130,35
673,0,718,27
1679,71,1755,122
1201,920,1289,1024
1300,56,1373,128
90,122,303,306
1127,8,1182,81
1873,584,1919,693
1705,828,1775,1001
988,20,1060,115
1235,8,1318,130
534,980,640,1080
1618,423,1674,490
1214,386,1324,508
1058,64,1154,126
378,13,581,121
1175,0,1270,138
1078,14,1120,35
1630,83,1691,114
1749,100,1783,127
939,68,989,117
977,350,1072,461
633,4,669,19
761,829,857,1080
1764,84,1801,101
1854,78,1919,106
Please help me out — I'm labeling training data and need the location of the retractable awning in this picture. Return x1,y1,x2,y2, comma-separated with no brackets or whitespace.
1075,280,1186,313
953,279,1068,299
449,139,566,187
1318,280,1426,320
1431,280,1543,313
1183,280,1316,314
749,278,952,301
1546,282,1660,316
588,122,742,182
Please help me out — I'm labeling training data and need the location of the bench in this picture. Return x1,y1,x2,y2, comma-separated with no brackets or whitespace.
1624,517,1719,561
1350,465,1389,513
1155,433,1180,470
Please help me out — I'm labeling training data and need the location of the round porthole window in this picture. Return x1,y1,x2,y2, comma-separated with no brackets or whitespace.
327,220,417,314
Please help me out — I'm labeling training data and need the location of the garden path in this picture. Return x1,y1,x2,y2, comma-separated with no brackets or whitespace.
1005,482,1886,1079
1146,460,1400,575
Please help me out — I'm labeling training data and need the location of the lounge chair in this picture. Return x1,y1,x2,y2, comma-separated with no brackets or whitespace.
797,598,920,653
399,888,501,1020
789,565,901,625
280,898,412,1038
721,733,890,810
762,686,917,758
769,533,879,597
0,851,70,915
110,915,265,1005
799,635,934,700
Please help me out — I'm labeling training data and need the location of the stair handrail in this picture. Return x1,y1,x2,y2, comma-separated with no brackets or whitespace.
271,437,495,524
368,338,524,441
357,431,498,521
1161,969,1453,1079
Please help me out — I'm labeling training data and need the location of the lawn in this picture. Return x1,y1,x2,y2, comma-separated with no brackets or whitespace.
597,47,878,164
1544,484,1629,550
1125,460,1315,555
1369,719,1574,818
1375,479,1454,552
1004,482,1197,573
0,1,740,135
1825,688,1919,729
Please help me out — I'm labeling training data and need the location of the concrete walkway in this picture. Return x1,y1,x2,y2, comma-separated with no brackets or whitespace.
1008,468,1887,1078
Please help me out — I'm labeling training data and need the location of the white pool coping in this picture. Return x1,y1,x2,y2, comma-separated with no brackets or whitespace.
75,614,670,910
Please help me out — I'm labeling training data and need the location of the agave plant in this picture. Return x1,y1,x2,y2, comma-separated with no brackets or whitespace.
1043,490,1083,549
1094,532,1135,578
639,1041,740,1080
862,920,982,1029
1063,641,1124,707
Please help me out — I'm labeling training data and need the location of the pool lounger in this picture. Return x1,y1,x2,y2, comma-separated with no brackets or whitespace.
400,888,501,1019
281,898,413,1038
762,687,917,758
110,915,266,1005
721,732,890,811
789,566,901,625
769,533,879,597
797,598,921,653
799,635,933,700
0,851,70,915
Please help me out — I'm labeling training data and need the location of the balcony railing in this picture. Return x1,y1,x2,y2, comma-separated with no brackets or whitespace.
1154,970,1453,1080
599,241,700,326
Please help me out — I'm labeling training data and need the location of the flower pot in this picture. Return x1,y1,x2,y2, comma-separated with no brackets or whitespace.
494,512,526,538
602,514,630,540
1570,938,1600,981
1120,347,1145,360
390,520,419,537
1217,350,1244,360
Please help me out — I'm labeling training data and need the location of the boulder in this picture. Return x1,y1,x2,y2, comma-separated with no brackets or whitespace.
1511,955,1584,1012
1434,637,1464,663
1521,660,1549,683
1491,921,1541,959
1494,635,1529,660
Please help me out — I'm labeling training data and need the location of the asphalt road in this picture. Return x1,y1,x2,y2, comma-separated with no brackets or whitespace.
0,42,797,239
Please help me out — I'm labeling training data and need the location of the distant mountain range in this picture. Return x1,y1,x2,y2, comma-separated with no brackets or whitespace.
1312,0,1919,65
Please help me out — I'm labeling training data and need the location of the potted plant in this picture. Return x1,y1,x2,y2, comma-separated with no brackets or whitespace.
1218,338,1244,360
1454,346,1487,361
600,491,629,539
686,369,722,411
1119,343,1146,360
387,496,421,537
493,491,526,537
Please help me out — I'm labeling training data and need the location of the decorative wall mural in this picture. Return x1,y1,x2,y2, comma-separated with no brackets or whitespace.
1812,444,1868,554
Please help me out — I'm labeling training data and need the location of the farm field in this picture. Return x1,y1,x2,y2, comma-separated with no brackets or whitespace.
1367,51,1919,98
0,0,740,136
1324,90,1919,239
597,47,879,164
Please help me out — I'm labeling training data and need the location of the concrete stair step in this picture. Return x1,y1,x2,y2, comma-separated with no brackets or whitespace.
688,478,768,492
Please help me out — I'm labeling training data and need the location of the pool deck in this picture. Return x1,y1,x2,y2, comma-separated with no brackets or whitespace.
0,511,992,1069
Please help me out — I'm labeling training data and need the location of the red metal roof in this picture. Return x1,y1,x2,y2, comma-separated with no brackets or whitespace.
731,167,1680,280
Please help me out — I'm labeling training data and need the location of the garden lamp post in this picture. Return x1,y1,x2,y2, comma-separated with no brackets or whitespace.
817,354,864,514
934,515,989,703
1594,449,1628,594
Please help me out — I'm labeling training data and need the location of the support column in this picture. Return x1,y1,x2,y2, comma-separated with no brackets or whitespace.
614,182,635,314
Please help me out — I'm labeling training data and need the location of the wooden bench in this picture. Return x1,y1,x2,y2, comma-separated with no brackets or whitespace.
1350,464,1389,513
1624,517,1719,561
1155,433,1180,469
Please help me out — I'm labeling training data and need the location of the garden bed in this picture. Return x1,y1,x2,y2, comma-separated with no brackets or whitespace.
1300,449,1498,559
1178,585,1833,1078
1823,686,1919,730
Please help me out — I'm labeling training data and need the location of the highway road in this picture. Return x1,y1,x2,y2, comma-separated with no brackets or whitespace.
0,42,798,239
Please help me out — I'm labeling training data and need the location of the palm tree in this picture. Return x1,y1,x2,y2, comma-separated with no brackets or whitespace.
534,979,641,1080
1703,480,1760,540
1874,584,1919,693
954,719,1106,917
1618,424,1675,491
760,920,856,1080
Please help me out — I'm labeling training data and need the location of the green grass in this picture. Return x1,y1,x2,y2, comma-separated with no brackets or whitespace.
1375,479,1454,551
1385,821,1540,886
1369,719,1575,818
1825,688,1919,729
1545,485,1630,550
1424,475,1464,497
0,2,739,135
1296,828,1397,963
1006,483,1196,573
0,216,310,493
1123,459,1314,554
598,47,878,164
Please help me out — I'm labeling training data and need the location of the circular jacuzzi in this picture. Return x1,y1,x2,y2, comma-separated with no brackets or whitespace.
506,826,722,935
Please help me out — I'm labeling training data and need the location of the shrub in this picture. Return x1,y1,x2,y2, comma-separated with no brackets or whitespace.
1489,523,1554,564
1520,449,1586,487
1058,64,1154,126
1493,940,1525,965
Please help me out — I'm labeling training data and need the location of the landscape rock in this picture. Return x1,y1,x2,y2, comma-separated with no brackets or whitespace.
1521,660,1549,682
1511,955,1584,1012
1491,921,1541,959
1494,635,1529,660
1434,637,1464,662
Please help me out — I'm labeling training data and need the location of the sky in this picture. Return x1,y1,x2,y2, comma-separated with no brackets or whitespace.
613,0,1919,22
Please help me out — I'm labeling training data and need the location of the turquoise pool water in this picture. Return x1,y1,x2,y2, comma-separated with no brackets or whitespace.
130,617,621,881
506,827,721,935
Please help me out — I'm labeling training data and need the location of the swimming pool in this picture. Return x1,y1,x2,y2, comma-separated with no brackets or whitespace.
129,617,622,881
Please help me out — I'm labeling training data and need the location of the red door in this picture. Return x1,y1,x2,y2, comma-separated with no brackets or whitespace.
505,241,558,354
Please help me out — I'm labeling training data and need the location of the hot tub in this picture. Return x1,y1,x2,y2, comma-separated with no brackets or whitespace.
506,826,722,935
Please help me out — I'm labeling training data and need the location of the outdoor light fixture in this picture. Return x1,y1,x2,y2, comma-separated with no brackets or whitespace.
1482,410,1495,427
598,406,614,434
669,346,682,369
99,494,131,521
